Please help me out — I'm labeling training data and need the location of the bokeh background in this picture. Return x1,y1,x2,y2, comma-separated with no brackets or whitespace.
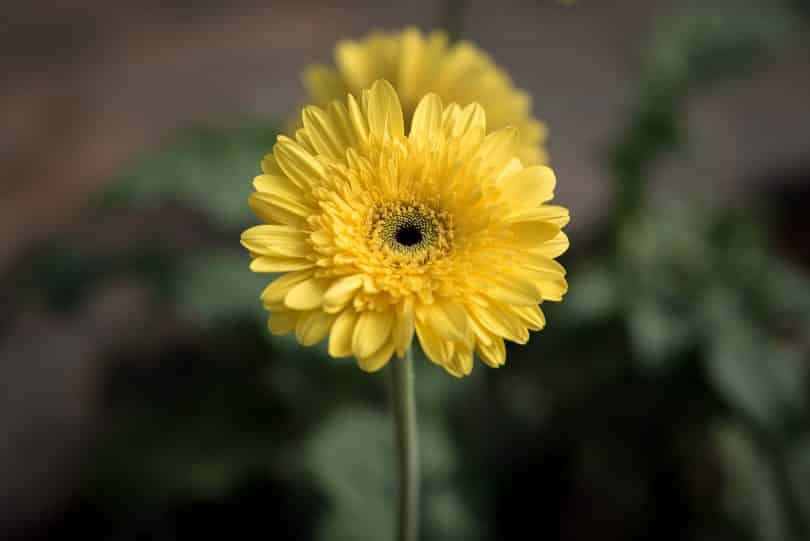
3,1,810,539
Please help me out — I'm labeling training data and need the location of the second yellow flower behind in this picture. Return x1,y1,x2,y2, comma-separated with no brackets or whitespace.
304,28,548,165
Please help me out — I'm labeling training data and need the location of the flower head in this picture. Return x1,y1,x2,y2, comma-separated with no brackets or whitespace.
304,28,548,165
242,80,569,376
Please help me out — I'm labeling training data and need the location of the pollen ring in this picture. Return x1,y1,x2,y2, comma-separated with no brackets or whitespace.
368,201,453,262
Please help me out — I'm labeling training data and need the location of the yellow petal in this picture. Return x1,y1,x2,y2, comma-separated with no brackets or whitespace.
533,231,569,258
252,174,306,202
443,343,473,376
295,310,335,346
410,93,444,139
250,256,314,273
468,302,527,344
498,166,556,207
538,276,568,302
397,28,428,103
510,221,561,247
303,65,347,105
322,275,364,314
268,311,298,335
250,192,312,220
455,349,474,376
511,305,546,331
509,204,570,227
293,127,317,156
335,41,374,93
434,42,479,90
273,137,325,188
466,309,493,347
260,152,283,176
284,278,330,310
444,102,486,139
494,157,523,183
346,94,370,147
441,103,486,161
302,105,348,160
328,309,358,358
248,192,308,227
477,337,506,367
241,224,305,240
518,253,567,276
442,365,464,377
416,299,467,342
485,273,543,306
352,309,395,358
473,127,519,173
394,297,415,358
327,100,360,153
260,270,314,306
357,340,395,372
240,225,311,258
248,241,309,259
415,318,453,367
366,80,404,138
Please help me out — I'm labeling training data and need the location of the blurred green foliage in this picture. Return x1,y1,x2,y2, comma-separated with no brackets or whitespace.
175,250,268,324
100,120,277,227
715,422,791,541
89,326,289,507
303,407,478,541
22,1,810,540
611,206,810,431
608,0,793,225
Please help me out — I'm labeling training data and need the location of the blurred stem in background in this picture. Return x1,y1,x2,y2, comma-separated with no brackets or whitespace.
391,346,420,541
600,2,810,540
606,0,794,236
438,0,468,43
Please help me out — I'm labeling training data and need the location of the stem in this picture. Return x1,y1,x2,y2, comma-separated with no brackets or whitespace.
390,346,420,541
437,0,468,43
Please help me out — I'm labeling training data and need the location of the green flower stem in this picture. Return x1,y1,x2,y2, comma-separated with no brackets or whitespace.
390,346,420,541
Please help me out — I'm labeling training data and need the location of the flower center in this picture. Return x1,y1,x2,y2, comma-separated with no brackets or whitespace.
395,224,423,247
367,201,454,265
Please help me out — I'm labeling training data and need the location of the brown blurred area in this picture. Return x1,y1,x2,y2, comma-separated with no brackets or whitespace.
2,0,810,537
6,1,810,273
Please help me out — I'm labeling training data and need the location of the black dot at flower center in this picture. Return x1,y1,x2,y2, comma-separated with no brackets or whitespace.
395,224,423,247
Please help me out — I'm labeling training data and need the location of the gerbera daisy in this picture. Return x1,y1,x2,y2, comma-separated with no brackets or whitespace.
242,80,568,376
303,28,548,165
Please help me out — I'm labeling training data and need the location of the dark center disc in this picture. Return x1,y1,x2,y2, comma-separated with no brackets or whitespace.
395,224,423,247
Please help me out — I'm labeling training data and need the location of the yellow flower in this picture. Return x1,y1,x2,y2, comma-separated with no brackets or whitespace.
242,80,569,376
303,28,548,165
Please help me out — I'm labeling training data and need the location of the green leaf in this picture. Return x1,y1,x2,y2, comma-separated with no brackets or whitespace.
708,337,804,432
714,422,789,541
648,1,791,87
174,249,268,324
102,120,278,227
787,434,810,532
561,264,619,324
759,261,810,323
83,338,287,510
302,407,478,541
702,288,807,432
627,298,695,372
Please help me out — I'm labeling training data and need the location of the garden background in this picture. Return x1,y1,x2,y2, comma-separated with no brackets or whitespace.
3,1,810,539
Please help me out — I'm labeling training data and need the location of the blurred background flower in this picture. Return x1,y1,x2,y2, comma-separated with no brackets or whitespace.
302,27,548,164
2,1,810,540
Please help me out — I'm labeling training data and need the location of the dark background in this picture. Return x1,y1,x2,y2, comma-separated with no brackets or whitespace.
2,1,810,540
